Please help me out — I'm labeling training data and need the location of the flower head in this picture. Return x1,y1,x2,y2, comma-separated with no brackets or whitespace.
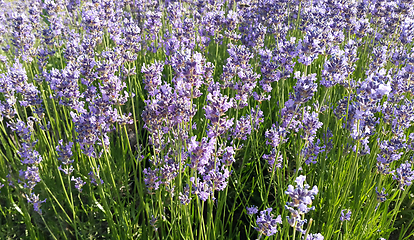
254,208,282,237
246,205,259,215
392,161,414,190
340,209,352,222
26,193,46,214
71,176,86,192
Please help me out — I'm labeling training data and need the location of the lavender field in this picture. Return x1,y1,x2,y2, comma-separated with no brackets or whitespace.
1,0,414,239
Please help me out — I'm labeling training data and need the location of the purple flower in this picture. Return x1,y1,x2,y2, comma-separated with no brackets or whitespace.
7,119,33,141
203,167,231,191
375,187,388,203
258,48,280,92
377,140,404,167
285,175,318,233
285,176,318,215
301,108,323,143
144,11,162,40
58,165,74,175
392,161,414,190
143,167,161,194
254,208,282,237
190,177,213,201
18,142,43,165
56,140,74,166
88,166,104,186
306,233,324,240
340,209,352,222
293,72,318,105
19,166,41,190
280,99,302,132
2,60,43,112
179,185,192,205
221,43,254,88
246,205,259,215
232,115,252,141
71,176,86,192
302,139,326,165
142,82,196,153
221,146,235,167
26,193,46,214
160,156,179,186
263,148,283,171
264,124,287,148
141,60,164,96
232,106,264,141
9,14,36,61
204,83,233,123
321,41,358,88
169,49,211,99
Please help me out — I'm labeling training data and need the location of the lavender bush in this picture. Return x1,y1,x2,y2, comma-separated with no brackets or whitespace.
0,0,414,239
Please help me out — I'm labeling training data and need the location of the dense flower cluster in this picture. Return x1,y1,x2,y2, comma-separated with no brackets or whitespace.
285,175,318,234
8,118,46,214
0,0,414,239
254,208,282,237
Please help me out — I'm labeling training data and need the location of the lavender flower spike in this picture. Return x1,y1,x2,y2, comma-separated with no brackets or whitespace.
392,161,414,190
340,209,352,222
254,208,282,237
306,233,324,240
285,175,318,215
246,205,259,215
71,176,86,192
285,175,318,233
26,193,47,214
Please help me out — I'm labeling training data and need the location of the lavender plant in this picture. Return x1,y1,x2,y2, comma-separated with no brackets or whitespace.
0,0,413,239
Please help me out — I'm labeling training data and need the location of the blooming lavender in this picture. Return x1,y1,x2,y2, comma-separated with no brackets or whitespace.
285,175,318,233
26,193,47,214
89,166,104,186
263,124,288,170
17,142,43,165
254,208,282,237
19,166,41,190
56,140,74,175
263,148,283,171
143,167,161,194
321,41,358,88
376,139,404,175
204,83,234,138
46,63,82,111
292,72,318,105
305,233,324,240
301,139,326,165
1,0,414,237
231,106,263,141
169,48,212,99
340,209,352,222
246,205,259,215
141,60,164,96
301,108,323,144
1,59,43,115
179,185,192,205
188,136,216,176
392,161,414,190
376,187,388,203
190,177,213,201
71,176,86,192
9,13,36,61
